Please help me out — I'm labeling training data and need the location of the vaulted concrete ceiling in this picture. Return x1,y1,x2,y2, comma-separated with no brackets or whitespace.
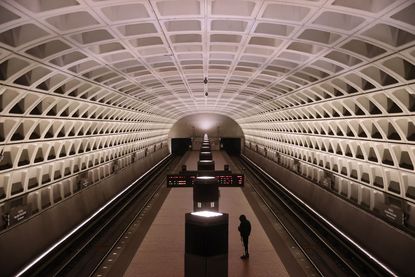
1,0,414,118
0,1,415,215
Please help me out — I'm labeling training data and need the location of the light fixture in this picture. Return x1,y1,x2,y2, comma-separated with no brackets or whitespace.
191,211,223,218
197,176,215,180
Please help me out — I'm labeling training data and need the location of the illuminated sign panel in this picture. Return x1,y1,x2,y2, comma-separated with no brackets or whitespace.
217,174,244,186
167,174,243,187
167,175,197,186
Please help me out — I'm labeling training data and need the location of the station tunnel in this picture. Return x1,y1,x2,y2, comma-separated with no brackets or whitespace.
0,0,415,276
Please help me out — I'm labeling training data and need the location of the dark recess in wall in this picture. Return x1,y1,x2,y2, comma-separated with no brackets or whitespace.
171,138,192,154
220,138,241,155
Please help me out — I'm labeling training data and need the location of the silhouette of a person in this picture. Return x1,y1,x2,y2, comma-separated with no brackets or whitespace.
238,214,251,259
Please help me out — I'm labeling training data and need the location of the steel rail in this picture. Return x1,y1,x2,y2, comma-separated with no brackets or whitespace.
87,166,169,277
239,154,394,276
16,154,174,277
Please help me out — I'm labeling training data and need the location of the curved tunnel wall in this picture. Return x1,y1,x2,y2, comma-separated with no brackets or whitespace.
236,72,415,274
0,88,173,226
237,85,415,225
168,112,244,138
168,113,244,151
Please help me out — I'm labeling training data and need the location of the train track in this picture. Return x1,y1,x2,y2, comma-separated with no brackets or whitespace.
19,154,180,277
18,151,394,276
236,154,392,277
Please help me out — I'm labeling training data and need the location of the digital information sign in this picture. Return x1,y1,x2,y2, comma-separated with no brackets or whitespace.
217,174,244,186
167,174,244,187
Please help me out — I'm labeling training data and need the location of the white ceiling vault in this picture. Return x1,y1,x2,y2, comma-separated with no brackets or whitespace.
0,0,415,220
1,0,414,117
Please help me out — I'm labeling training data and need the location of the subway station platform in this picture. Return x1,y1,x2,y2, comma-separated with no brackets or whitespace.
100,151,312,276
124,187,290,277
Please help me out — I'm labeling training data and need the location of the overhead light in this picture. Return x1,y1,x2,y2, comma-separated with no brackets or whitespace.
191,211,223,217
197,176,215,179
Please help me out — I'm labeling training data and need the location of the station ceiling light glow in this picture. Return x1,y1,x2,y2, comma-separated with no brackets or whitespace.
191,211,223,218
197,176,215,180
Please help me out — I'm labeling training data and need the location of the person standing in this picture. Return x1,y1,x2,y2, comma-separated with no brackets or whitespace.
238,214,251,259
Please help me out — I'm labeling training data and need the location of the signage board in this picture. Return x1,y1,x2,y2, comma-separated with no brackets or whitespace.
9,205,31,226
167,174,244,187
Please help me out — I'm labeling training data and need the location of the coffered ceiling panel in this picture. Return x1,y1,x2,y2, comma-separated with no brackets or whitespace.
1,0,415,216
